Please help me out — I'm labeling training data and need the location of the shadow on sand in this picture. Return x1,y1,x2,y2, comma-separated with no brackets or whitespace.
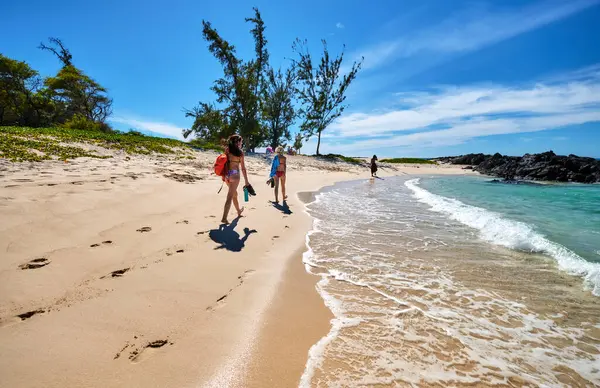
272,200,293,215
209,218,257,252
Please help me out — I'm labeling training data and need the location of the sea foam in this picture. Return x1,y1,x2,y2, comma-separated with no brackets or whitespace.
405,178,600,296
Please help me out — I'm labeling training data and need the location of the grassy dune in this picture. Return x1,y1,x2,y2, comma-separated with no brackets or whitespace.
0,126,189,162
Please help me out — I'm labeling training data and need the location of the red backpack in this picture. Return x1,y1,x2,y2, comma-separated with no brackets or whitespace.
214,153,228,180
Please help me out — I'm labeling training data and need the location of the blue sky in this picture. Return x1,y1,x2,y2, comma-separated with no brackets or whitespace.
2,0,600,157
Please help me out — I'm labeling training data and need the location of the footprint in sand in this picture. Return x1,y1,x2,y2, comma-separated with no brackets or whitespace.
16,309,45,321
19,258,51,270
129,339,173,363
176,220,189,224
91,240,113,247
136,227,152,233
101,268,130,279
206,270,254,311
1,309,46,328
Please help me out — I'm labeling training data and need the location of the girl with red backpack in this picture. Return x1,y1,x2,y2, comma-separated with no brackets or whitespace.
218,135,251,224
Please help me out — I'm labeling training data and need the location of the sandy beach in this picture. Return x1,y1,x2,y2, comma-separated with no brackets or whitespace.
0,149,472,388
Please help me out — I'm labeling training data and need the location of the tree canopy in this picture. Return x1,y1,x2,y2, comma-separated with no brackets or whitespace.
185,8,361,154
263,67,296,149
2,14,364,155
292,39,363,155
45,65,112,124
0,38,113,131
293,132,303,154
184,8,269,151
0,54,46,126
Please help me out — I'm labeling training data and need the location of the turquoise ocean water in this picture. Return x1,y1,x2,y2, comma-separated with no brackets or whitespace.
416,176,600,293
409,177,600,296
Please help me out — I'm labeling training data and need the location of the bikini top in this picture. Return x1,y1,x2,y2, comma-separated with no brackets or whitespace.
228,152,242,163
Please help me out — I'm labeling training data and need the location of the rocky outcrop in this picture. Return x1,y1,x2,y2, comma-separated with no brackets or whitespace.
437,151,600,183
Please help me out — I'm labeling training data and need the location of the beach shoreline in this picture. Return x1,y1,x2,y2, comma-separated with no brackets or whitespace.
286,173,600,387
0,150,474,388
240,167,478,387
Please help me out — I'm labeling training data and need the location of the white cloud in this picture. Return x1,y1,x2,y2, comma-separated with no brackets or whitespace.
318,66,600,154
353,41,401,70
324,111,600,154
110,116,185,140
349,0,599,71
336,22,345,29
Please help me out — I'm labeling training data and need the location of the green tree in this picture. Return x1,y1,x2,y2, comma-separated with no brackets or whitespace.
187,8,269,151
62,113,112,132
40,38,113,127
292,39,362,155
39,37,73,67
293,132,303,154
0,54,47,126
183,102,232,141
263,67,295,149
44,65,112,125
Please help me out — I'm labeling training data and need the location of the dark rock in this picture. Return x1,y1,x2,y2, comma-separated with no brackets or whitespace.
436,151,600,183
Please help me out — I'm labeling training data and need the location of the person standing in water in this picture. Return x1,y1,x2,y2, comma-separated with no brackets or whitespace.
269,146,287,203
221,135,250,224
371,155,378,177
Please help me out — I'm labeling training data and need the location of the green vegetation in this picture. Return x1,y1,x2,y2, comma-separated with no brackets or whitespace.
0,134,106,162
0,126,188,162
293,133,303,154
184,8,362,155
1,38,112,130
293,39,362,155
184,9,271,151
379,158,436,164
187,138,224,153
318,153,364,165
3,9,364,160
263,67,296,149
